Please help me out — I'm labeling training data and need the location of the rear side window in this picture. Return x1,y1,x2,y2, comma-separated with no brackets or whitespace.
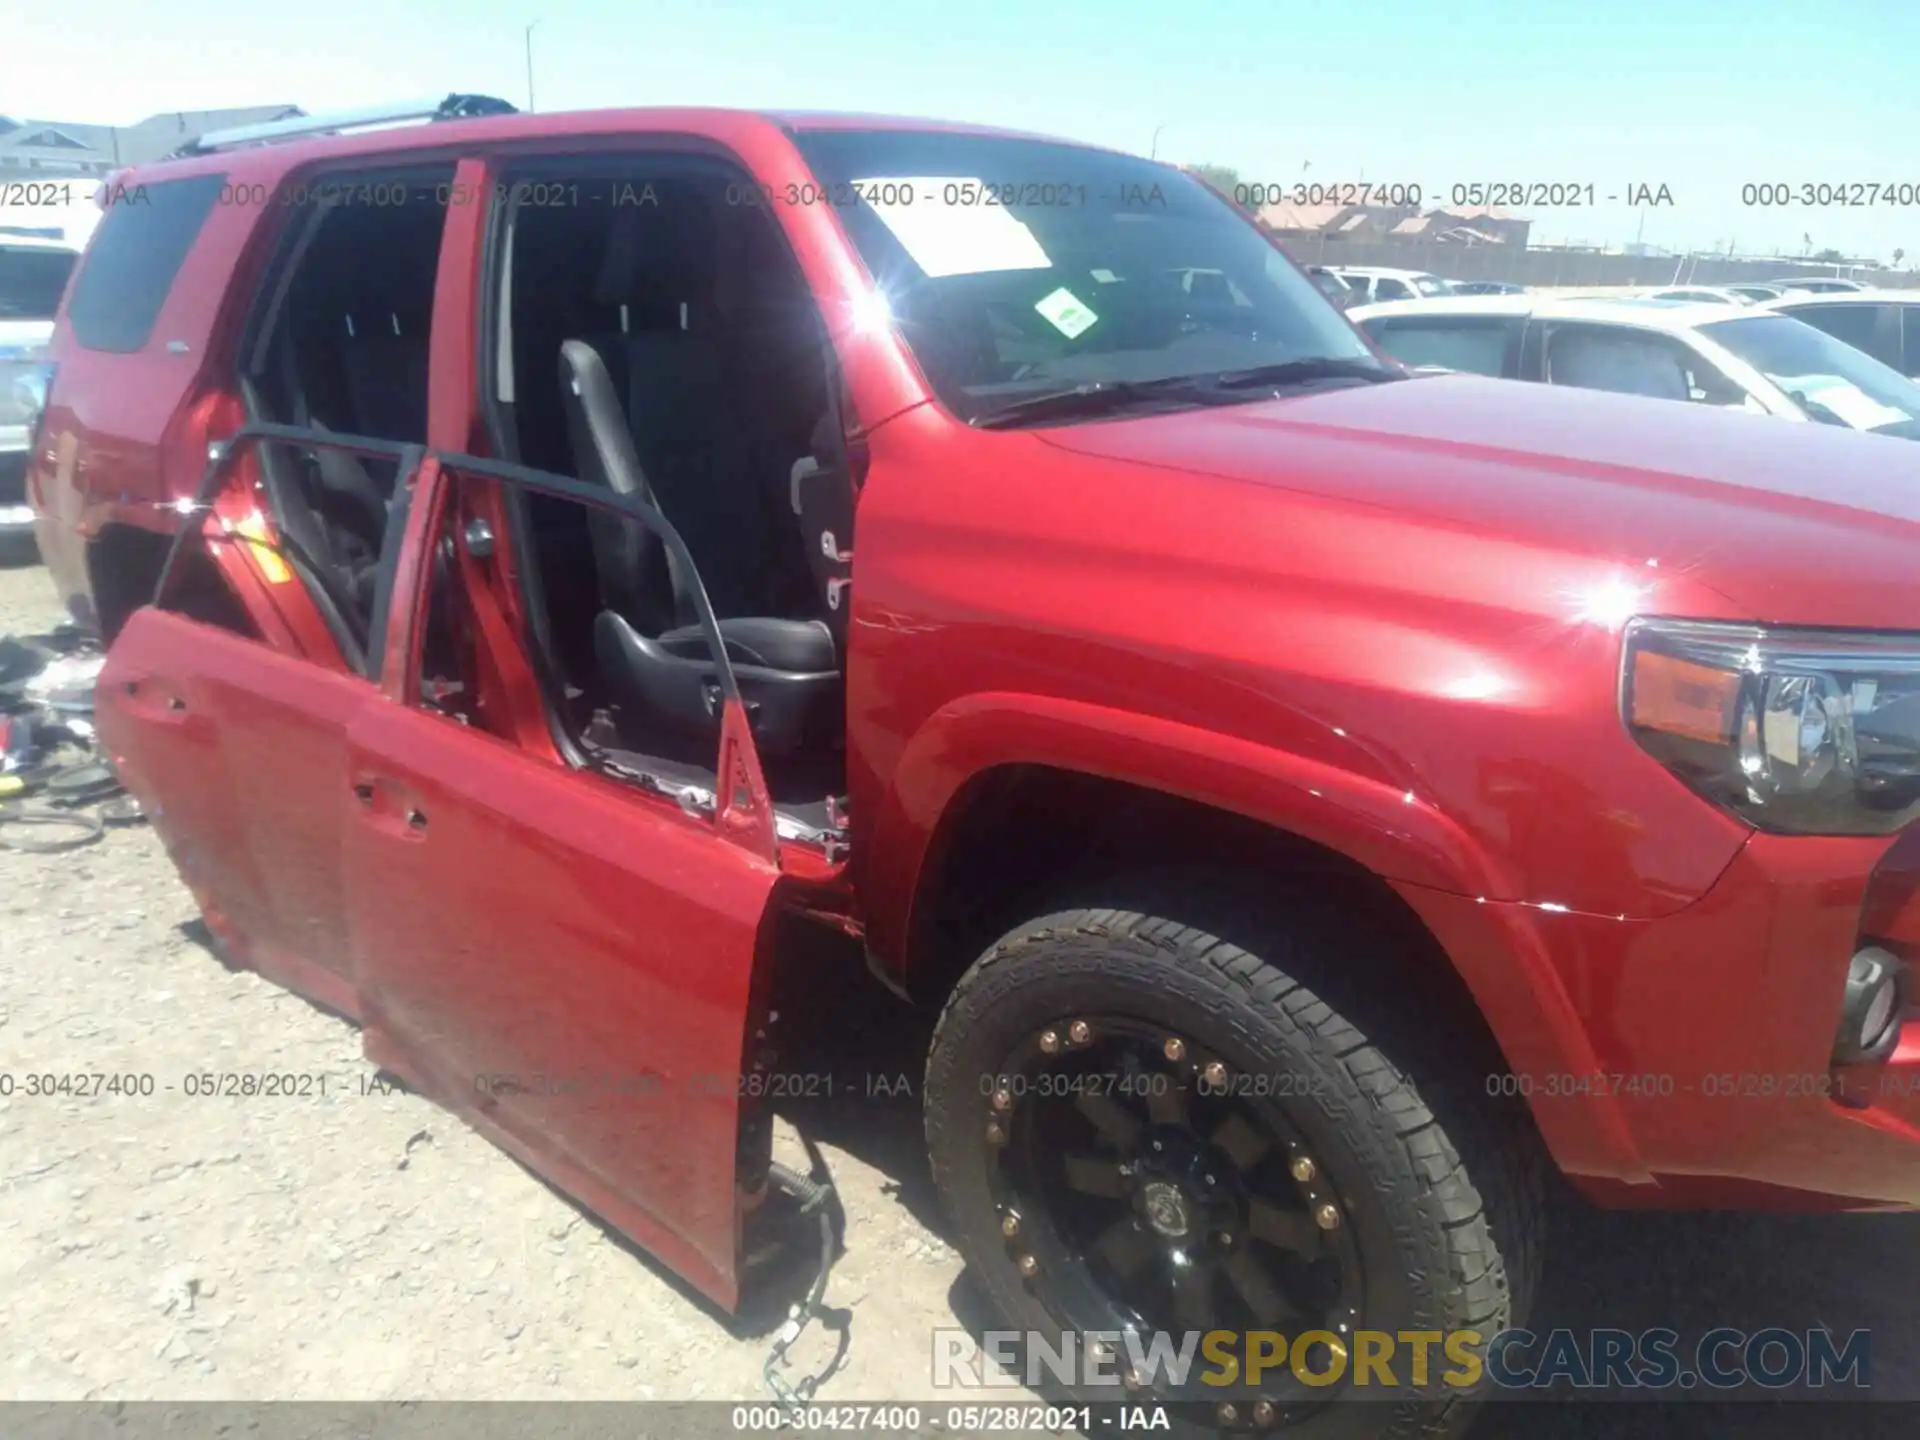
1366,317,1515,377
1906,307,1920,375
65,173,225,352
1375,277,1414,301
1783,303,1890,363
1546,326,1695,401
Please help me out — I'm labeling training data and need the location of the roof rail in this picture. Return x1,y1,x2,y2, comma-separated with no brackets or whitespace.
171,94,519,158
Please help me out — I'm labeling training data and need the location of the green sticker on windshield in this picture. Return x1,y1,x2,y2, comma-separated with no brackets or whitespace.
1035,286,1099,339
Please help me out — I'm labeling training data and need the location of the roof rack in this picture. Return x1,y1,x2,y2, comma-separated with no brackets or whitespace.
172,94,519,157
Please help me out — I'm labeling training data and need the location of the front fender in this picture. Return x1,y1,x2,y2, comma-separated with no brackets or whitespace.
866,689,1652,1186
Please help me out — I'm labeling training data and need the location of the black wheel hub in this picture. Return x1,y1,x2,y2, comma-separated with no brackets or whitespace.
980,1016,1364,1419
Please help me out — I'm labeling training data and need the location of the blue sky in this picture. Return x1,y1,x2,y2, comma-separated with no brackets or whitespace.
12,0,1918,261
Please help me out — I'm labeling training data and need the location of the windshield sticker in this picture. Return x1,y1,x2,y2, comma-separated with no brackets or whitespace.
1034,286,1099,339
855,177,1052,279
1785,374,1912,430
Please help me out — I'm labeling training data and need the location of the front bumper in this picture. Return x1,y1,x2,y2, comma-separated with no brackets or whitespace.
1403,828,1920,1211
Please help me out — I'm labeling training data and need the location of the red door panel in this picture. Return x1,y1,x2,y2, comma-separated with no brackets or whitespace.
98,608,376,1018
342,699,783,1309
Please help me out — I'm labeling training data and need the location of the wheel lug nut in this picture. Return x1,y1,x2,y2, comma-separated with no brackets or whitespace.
1202,1061,1228,1088
985,1122,1007,1146
1163,1037,1186,1062
990,1087,1013,1111
1039,1030,1062,1054
1291,1155,1317,1183
1315,1202,1341,1230
1068,1019,1092,1045
1252,1400,1275,1425
1216,1230,1234,1248
1001,1214,1020,1238
1016,1253,1039,1278
1217,1403,1239,1424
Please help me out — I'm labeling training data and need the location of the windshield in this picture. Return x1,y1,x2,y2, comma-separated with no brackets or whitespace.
1703,314,1920,437
791,130,1379,422
0,245,78,320
1412,275,1453,296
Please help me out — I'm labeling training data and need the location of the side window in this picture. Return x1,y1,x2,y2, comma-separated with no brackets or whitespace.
474,158,851,819
233,168,454,667
1544,325,1735,404
1905,307,1920,376
65,173,225,351
1786,303,1892,364
1374,277,1413,301
1365,318,1515,376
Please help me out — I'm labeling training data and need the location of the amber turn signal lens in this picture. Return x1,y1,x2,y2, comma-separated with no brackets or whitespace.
1630,649,1740,745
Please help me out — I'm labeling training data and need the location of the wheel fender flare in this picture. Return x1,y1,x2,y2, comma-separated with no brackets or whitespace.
867,691,1650,1184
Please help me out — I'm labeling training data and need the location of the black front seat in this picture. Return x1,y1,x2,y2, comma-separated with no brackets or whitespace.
558,340,840,756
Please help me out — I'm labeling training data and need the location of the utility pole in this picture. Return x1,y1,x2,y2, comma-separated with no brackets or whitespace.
525,21,542,113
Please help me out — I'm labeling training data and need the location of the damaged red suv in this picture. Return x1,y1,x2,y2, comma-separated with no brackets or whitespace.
25,95,1920,1432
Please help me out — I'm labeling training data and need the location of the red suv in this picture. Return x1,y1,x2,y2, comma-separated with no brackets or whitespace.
25,96,1920,1431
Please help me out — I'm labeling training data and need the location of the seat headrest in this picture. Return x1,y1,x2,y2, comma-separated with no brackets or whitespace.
590,203,718,310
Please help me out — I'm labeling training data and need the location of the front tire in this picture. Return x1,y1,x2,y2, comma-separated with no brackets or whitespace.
924,884,1543,1437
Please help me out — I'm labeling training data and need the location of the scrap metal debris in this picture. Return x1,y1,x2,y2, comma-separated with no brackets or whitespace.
0,627,135,852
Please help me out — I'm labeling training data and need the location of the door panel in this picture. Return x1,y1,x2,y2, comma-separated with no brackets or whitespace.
97,609,376,1018
341,442,787,1309
343,698,782,1308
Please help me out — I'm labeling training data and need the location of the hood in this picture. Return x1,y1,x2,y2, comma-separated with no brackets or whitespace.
1035,373,1920,630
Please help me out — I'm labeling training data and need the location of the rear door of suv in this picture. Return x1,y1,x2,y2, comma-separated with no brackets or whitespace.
93,157,456,1017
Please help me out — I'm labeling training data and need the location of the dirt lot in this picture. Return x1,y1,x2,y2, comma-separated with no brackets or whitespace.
5,556,1920,1437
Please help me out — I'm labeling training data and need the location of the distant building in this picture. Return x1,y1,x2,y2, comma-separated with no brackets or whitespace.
0,107,305,178
1255,200,1354,235
1388,207,1531,247
1260,201,1530,247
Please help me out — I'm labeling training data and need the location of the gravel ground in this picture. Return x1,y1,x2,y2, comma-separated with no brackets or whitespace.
0,559,968,1411
5,556,1920,1438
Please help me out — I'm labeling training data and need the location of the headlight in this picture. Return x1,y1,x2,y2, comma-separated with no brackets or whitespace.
1623,618,1920,835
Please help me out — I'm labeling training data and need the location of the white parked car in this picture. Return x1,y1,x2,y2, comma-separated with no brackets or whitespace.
1640,286,1759,306
0,235,83,556
1327,266,1454,303
1348,293,1920,440
1760,289,1920,379
1767,276,1869,294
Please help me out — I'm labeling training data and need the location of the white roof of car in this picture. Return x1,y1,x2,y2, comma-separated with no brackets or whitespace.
1346,294,1758,334
0,233,82,254
1761,288,1919,308
1331,266,1441,281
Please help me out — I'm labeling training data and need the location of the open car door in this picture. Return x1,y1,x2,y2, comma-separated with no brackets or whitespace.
339,450,787,1312
96,427,426,1020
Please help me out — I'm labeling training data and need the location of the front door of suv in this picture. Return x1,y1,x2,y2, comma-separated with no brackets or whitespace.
339,451,788,1314
332,153,797,1310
